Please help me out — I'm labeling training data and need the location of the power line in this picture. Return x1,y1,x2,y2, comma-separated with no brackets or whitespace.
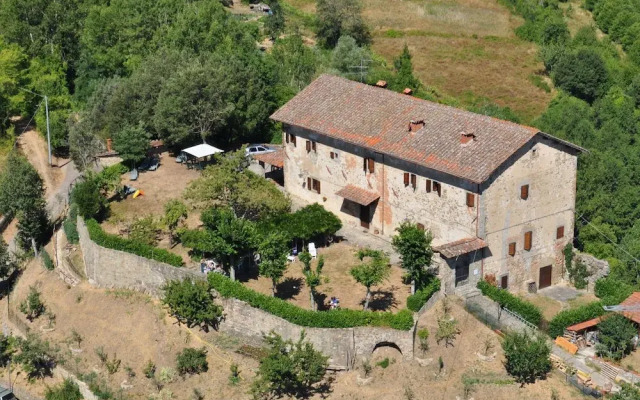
11,99,44,151
576,213,640,265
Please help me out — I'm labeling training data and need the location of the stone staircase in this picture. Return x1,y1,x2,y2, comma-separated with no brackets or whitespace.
593,358,620,381
455,285,481,299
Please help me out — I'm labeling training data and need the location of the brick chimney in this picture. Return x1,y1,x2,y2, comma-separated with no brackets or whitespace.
376,80,388,88
409,120,425,132
460,131,476,144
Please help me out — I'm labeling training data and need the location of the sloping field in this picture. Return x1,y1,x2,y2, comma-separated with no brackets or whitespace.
285,0,554,122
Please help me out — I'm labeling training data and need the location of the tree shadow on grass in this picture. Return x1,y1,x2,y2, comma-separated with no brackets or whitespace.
236,264,259,283
315,292,329,311
0,267,22,300
276,277,303,300
365,287,399,311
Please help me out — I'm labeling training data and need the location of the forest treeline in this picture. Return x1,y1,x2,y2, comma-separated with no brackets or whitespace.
1,0,640,284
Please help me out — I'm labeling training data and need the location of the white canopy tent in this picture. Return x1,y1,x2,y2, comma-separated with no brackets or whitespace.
182,144,224,159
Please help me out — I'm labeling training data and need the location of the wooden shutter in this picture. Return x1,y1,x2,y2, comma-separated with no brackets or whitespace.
501,275,508,289
291,135,296,146
426,180,431,193
466,193,475,207
434,182,442,196
524,231,532,251
557,226,565,239
314,179,321,194
508,242,516,256
404,172,410,186
312,141,317,152
521,184,529,200
285,133,290,143
411,174,417,189
330,152,334,159
367,158,375,174
307,177,311,190
306,140,311,152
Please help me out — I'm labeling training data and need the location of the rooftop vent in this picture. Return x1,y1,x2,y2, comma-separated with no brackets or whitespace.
460,131,476,145
403,88,413,95
376,80,388,88
409,120,425,133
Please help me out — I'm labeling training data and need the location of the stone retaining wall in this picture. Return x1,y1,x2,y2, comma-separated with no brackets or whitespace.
78,218,203,296
77,218,416,368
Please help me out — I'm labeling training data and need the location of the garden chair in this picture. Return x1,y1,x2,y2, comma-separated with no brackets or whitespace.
129,168,138,181
308,242,317,259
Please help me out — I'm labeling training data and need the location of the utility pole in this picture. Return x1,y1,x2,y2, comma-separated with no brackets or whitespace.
44,95,52,166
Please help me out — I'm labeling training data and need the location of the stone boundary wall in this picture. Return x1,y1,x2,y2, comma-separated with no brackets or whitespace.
77,218,203,296
77,218,415,368
416,290,443,317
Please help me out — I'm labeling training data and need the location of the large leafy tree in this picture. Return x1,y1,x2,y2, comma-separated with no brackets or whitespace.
502,331,551,386
13,334,57,379
391,44,421,91
186,149,291,221
552,48,610,103
0,153,45,217
71,175,107,220
251,332,328,398
350,249,390,310
316,0,371,48
113,124,150,167
0,238,15,280
258,232,290,296
392,222,434,293
0,37,28,133
269,34,317,103
596,314,637,360
163,200,188,246
162,279,223,331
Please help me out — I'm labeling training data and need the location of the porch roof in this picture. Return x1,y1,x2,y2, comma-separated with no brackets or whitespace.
434,237,487,258
335,185,380,206
566,317,602,332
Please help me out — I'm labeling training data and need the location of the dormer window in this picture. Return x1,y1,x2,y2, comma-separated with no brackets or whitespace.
460,131,476,144
409,120,425,132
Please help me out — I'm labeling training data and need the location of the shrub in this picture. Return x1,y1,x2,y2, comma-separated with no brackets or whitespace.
85,218,183,267
45,378,83,400
251,332,328,398
547,301,606,338
417,328,429,353
162,279,223,330
176,347,208,375
407,278,440,312
502,331,551,385
596,314,636,361
435,318,460,347
377,357,390,368
128,215,160,246
41,249,54,271
477,280,543,327
552,48,610,103
20,286,46,321
143,360,156,378
594,277,634,305
72,177,107,219
208,273,414,330
63,204,79,244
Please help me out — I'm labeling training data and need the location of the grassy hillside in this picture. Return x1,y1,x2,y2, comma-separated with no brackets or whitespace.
285,0,555,122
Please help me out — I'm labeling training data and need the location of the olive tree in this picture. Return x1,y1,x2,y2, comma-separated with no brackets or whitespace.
350,249,390,310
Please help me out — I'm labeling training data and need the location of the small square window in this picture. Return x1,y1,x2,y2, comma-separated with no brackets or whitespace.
556,226,565,239
508,242,516,256
466,193,475,208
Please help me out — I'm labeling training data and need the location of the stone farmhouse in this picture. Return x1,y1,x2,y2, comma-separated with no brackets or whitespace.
271,74,584,294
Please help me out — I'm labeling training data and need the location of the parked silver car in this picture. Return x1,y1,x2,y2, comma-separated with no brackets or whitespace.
246,144,275,156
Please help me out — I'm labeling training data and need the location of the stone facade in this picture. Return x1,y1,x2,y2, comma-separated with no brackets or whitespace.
282,127,578,294
77,218,415,368
573,251,610,290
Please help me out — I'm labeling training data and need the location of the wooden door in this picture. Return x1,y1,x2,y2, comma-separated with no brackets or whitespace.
501,275,508,289
539,265,552,289
360,205,370,229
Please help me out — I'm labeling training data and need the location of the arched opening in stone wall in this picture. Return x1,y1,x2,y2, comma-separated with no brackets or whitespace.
371,341,403,362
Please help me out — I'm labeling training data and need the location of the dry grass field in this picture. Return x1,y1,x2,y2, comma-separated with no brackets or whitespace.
284,0,555,122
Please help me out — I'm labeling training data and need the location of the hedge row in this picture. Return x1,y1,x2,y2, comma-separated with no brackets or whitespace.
208,273,415,331
407,278,441,312
477,280,543,327
547,301,606,339
85,219,184,267
63,204,79,244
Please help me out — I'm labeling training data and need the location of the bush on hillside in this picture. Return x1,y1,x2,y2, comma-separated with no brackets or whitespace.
594,276,634,305
208,273,414,330
477,280,543,327
63,204,79,244
85,218,183,267
176,347,208,375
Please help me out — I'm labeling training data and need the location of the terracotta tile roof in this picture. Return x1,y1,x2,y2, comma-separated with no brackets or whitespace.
271,75,583,183
433,237,487,258
566,317,602,332
335,184,380,206
620,292,640,324
253,147,284,168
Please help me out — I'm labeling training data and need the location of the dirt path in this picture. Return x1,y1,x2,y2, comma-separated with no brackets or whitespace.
16,129,64,198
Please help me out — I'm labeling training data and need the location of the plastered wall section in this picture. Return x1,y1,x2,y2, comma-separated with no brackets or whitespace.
77,218,414,367
283,126,477,245
480,137,577,291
